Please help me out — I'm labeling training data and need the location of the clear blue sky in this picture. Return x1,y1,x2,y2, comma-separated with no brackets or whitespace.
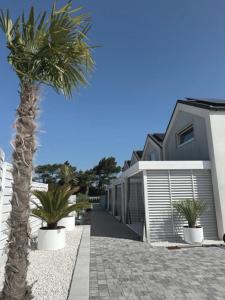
0,0,225,170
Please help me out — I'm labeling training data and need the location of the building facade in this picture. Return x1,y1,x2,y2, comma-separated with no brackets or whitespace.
107,98,225,243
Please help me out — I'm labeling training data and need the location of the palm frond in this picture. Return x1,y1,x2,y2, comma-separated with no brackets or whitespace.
32,186,76,228
173,199,207,228
0,1,94,97
58,164,78,187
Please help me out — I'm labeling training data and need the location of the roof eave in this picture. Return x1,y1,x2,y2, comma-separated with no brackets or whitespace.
177,100,225,111
148,134,163,148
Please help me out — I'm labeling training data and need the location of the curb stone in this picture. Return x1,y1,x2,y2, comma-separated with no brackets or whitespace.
68,225,90,300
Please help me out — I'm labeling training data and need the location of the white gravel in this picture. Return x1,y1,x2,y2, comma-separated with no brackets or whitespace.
0,226,83,300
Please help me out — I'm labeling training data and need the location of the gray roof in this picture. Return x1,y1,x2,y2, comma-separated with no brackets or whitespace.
122,160,131,171
149,133,165,146
178,98,225,111
164,97,225,142
125,160,131,166
133,150,143,160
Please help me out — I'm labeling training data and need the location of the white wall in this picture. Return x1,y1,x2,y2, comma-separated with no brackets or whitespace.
206,113,225,239
164,110,209,161
0,162,48,257
161,103,225,240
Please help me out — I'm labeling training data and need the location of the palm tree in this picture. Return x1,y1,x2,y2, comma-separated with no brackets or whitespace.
58,163,78,188
0,2,94,299
77,169,95,196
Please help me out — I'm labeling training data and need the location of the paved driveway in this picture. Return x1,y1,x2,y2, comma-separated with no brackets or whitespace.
85,205,225,300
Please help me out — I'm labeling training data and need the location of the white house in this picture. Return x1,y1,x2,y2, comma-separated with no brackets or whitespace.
107,98,225,243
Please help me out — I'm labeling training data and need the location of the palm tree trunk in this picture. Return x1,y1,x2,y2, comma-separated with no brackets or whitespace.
2,81,39,300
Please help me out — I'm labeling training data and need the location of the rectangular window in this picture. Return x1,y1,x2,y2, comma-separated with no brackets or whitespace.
177,125,194,146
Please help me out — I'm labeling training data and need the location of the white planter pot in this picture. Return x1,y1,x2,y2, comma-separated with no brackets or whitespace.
38,227,66,250
68,195,76,204
58,216,75,231
183,227,204,244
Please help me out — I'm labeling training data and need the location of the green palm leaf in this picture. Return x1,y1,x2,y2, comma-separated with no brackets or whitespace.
0,1,94,97
32,186,78,228
173,199,207,228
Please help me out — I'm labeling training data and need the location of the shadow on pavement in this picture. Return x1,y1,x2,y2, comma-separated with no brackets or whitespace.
82,204,140,241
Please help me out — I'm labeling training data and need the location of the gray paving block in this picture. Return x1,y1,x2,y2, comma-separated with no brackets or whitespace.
87,205,225,300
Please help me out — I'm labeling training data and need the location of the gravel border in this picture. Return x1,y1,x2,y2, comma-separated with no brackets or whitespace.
0,226,83,300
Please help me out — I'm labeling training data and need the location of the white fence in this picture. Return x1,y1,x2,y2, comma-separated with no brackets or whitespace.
0,161,48,257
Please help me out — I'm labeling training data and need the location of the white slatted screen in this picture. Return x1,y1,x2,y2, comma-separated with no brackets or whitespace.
146,169,218,242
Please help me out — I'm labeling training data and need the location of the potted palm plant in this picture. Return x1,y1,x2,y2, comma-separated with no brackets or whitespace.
32,187,77,250
173,199,207,244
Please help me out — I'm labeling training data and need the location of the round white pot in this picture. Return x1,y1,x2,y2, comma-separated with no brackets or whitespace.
68,195,76,204
38,227,66,250
58,216,75,231
183,227,204,244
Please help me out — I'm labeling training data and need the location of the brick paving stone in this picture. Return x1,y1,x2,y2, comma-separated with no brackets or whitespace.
84,204,225,300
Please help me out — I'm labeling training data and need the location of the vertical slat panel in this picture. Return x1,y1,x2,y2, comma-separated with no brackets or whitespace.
193,170,218,239
170,170,193,239
146,170,174,241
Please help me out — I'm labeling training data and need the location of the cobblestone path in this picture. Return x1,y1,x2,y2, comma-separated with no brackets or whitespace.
85,205,225,300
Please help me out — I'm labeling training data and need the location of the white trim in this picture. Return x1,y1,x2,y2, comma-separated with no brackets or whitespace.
168,170,175,239
122,160,211,178
177,137,194,148
121,163,140,178
143,170,150,242
176,123,194,147
191,169,196,200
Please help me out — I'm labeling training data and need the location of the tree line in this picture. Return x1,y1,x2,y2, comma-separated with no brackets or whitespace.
33,157,121,196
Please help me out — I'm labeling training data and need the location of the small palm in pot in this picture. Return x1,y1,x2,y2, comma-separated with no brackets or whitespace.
173,199,207,244
32,186,77,229
32,186,78,250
